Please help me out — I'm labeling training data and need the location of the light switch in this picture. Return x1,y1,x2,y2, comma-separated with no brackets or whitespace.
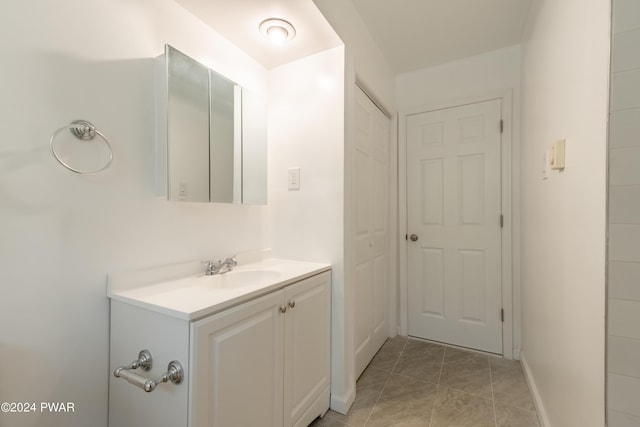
288,167,300,191
550,139,566,170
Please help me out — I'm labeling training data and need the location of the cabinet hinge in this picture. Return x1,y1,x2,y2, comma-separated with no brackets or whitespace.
499,119,504,134
501,309,505,322
500,214,504,228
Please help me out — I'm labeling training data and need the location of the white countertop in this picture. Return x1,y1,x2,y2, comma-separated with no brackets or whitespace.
108,258,331,321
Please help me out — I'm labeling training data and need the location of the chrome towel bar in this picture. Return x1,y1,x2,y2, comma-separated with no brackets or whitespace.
113,350,184,393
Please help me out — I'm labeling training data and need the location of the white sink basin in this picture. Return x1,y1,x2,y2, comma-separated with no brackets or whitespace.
197,270,282,290
108,258,331,320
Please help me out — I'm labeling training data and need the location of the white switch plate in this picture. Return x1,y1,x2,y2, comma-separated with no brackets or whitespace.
288,167,300,191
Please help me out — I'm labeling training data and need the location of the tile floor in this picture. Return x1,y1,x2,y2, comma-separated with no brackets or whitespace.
311,337,540,427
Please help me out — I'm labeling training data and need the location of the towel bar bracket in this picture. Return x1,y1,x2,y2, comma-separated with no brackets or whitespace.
113,350,183,393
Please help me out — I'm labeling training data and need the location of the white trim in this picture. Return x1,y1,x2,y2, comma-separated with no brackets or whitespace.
398,110,408,336
398,89,516,358
355,77,393,119
330,389,355,416
500,90,514,360
389,113,399,338
521,350,551,427
332,48,356,416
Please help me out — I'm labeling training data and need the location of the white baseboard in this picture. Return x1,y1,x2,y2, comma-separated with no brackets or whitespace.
330,387,355,415
513,347,521,360
520,350,551,427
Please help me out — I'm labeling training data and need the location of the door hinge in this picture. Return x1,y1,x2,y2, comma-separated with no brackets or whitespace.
501,308,504,322
405,234,408,241
500,214,504,228
499,119,504,134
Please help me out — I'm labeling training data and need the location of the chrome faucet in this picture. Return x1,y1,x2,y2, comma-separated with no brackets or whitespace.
202,256,237,276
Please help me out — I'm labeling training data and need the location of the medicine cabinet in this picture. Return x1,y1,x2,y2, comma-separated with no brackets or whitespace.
156,44,267,204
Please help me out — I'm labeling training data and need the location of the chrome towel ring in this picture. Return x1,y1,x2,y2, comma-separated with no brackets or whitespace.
49,120,113,174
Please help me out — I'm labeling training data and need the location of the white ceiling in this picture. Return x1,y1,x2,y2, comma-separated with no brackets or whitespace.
175,0,342,69
175,0,532,74
351,0,532,73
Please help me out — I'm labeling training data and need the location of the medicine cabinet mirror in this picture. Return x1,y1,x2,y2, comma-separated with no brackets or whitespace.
156,44,267,204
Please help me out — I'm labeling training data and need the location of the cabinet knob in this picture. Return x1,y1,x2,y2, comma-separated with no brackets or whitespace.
280,305,287,314
288,300,296,309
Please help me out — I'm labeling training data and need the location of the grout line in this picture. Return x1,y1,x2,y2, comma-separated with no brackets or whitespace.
362,338,409,427
428,345,448,427
436,345,446,384
489,357,498,427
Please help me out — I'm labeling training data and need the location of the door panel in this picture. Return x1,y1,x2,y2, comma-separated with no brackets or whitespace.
407,99,502,354
283,273,331,427
354,87,390,377
190,291,284,427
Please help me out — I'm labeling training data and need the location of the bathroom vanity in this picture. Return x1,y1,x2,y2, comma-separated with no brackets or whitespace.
107,257,331,427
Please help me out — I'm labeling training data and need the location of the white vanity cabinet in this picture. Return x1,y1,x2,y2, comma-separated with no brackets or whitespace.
108,262,330,427
191,271,331,427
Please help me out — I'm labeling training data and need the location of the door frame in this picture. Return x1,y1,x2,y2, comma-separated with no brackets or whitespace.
398,90,516,359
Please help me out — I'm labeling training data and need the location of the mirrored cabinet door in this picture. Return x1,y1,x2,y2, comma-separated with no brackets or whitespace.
209,70,241,204
166,46,210,202
156,44,268,205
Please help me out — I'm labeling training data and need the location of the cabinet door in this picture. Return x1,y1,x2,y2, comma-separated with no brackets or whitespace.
190,290,284,427
283,272,331,427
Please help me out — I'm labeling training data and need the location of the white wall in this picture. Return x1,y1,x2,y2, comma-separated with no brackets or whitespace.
396,45,521,110
395,45,522,353
310,0,398,412
519,1,610,426
608,0,640,425
267,46,348,409
0,1,269,426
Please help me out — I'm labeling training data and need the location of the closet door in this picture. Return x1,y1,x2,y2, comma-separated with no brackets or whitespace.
353,86,391,377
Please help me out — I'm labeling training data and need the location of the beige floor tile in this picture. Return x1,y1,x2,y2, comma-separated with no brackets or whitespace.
375,373,438,407
310,411,353,426
328,366,390,426
489,357,536,412
311,341,540,427
366,374,437,427
494,402,540,427
357,366,392,388
369,336,408,371
430,386,495,427
366,405,432,427
402,339,445,359
392,352,443,384
439,348,492,397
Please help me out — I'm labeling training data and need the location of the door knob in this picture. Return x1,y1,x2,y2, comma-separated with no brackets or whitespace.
409,234,419,242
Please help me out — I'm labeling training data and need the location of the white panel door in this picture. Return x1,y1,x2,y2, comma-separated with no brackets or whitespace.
354,86,390,377
407,99,503,354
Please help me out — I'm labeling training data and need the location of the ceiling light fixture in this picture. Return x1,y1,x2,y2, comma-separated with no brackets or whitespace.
259,18,296,45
